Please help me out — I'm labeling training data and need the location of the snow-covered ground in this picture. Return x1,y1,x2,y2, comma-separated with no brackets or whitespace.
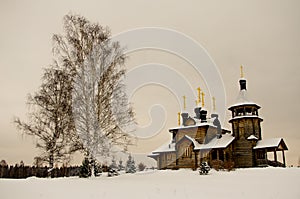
1,167,299,199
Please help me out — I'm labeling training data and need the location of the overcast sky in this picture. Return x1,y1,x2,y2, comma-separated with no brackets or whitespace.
0,0,299,166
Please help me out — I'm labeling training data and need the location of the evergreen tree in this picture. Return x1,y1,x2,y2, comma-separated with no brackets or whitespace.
80,157,91,178
110,157,118,170
125,154,136,173
0,160,7,167
118,159,125,171
108,157,119,177
20,161,25,167
93,161,102,177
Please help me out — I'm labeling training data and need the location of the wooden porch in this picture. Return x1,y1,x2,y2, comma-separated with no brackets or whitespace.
254,138,288,167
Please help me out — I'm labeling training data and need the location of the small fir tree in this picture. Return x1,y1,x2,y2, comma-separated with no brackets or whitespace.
94,161,102,177
20,161,25,169
108,157,119,177
110,157,118,170
118,159,125,171
80,157,91,178
125,154,136,173
33,157,43,167
0,160,7,167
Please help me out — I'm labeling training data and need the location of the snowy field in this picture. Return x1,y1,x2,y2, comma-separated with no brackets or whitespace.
1,167,299,199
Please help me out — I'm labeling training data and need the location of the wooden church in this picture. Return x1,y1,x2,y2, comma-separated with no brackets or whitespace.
148,67,288,169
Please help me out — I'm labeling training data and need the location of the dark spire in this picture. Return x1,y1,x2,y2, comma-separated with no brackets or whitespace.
239,65,247,90
239,79,247,90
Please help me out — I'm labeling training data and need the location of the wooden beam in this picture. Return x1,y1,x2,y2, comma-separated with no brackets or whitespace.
282,150,286,167
158,156,161,169
194,151,197,169
274,149,277,164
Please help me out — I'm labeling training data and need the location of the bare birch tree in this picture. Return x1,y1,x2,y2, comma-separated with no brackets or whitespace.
72,47,110,161
53,14,135,160
14,67,77,167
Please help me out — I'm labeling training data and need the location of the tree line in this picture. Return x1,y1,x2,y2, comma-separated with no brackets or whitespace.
0,158,149,178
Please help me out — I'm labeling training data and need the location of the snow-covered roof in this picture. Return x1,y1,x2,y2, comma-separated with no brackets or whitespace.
185,134,235,150
147,153,159,157
247,135,258,140
237,89,250,103
197,134,235,150
253,138,287,150
152,142,176,153
228,89,261,110
151,133,235,155
229,115,263,122
229,102,261,110
169,122,216,131
184,135,202,149
200,107,207,111
230,115,262,119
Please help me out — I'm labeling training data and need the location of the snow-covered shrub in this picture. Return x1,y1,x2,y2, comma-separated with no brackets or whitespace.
107,167,119,177
138,162,146,171
210,160,224,171
223,161,235,171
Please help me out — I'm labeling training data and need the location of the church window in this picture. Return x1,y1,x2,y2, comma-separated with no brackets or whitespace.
246,107,252,115
211,150,217,160
239,127,245,139
257,150,265,159
219,150,224,161
167,153,173,161
184,147,191,158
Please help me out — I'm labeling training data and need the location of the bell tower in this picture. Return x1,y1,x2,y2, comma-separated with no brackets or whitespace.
228,66,263,167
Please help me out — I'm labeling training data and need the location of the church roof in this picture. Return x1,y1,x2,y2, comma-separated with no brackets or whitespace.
169,122,216,131
198,134,235,150
185,133,235,150
228,93,261,110
228,78,261,110
183,135,202,149
147,153,159,157
228,102,261,110
247,135,258,140
151,142,176,153
229,115,263,122
150,133,235,155
253,138,288,150
236,87,250,102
